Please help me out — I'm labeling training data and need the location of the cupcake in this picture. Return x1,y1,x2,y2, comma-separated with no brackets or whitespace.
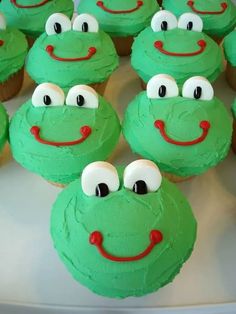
51,160,197,298
9,83,121,186
162,0,236,44
131,10,223,88
0,0,74,46
0,102,8,155
231,98,236,154
77,0,159,56
123,75,232,182
0,12,27,101
26,13,119,94
223,30,236,91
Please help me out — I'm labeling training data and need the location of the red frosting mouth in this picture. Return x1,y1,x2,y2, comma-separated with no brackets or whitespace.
96,1,143,14
154,120,210,146
89,230,163,262
0,40,4,47
46,46,97,62
187,1,228,15
11,0,51,8
30,125,92,147
154,40,206,57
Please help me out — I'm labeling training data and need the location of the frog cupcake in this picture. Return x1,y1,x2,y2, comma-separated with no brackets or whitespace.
9,83,120,186
123,75,232,181
162,0,236,43
0,12,28,101
0,103,8,156
231,98,236,154
77,0,159,56
51,160,197,298
26,13,119,94
131,10,223,88
223,30,236,91
0,0,74,45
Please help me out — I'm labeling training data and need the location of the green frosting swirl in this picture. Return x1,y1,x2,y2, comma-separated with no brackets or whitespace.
0,103,8,152
123,93,232,177
51,171,196,298
9,96,120,184
26,30,119,91
0,0,74,38
224,30,236,66
0,27,27,83
163,0,236,37
78,0,159,37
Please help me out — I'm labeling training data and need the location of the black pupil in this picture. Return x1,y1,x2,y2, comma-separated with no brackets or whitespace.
194,86,202,99
133,180,148,195
54,22,62,34
187,21,193,30
161,21,168,31
96,183,109,197
158,85,167,98
82,22,89,32
76,95,85,106
43,95,52,106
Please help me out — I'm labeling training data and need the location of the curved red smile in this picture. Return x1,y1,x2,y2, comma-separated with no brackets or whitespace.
89,230,163,262
46,46,97,62
187,1,228,15
154,120,210,146
96,1,143,14
11,0,51,8
154,40,206,57
30,125,91,147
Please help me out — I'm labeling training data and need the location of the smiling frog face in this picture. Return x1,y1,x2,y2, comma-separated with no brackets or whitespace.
131,10,223,86
26,13,119,91
123,75,232,178
51,160,197,298
9,83,120,185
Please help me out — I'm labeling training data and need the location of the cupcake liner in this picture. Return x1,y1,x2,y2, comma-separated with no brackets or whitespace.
162,171,194,183
226,62,236,91
140,78,147,90
231,119,236,154
210,35,223,45
26,36,36,49
48,181,66,188
90,79,108,95
0,67,24,102
157,0,163,6
111,36,134,57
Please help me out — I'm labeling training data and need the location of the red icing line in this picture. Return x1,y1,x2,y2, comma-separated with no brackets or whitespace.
46,46,97,62
0,40,4,46
187,1,228,15
96,1,143,14
154,120,210,146
11,0,51,8
30,125,91,147
154,40,206,57
89,230,163,262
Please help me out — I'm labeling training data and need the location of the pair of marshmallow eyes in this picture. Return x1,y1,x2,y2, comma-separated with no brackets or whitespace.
32,83,99,108
147,75,214,101
45,13,99,36
151,10,203,33
81,160,162,197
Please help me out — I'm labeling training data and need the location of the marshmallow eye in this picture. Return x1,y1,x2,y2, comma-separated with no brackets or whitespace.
73,14,99,33
151,10,178,32
32,83,65,107
45,13,71,35
66,85,99,109
178,13,203,32
0,13,6,30
147,74,179,99
123,160,162,195
81,162,120,197
182,77,214,101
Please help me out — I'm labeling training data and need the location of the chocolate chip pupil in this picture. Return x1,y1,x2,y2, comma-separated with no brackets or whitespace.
161,21,168,31
96,183,109,197
82,22,89,32
43,95,52,106
194,86,202,99
54,22,62,34
133,180,148,195
158,85,167,98
76,95,85,106
187,21,193,30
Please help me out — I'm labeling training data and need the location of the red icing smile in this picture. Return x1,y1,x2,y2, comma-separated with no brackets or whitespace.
11,0,51,8
187,1,228,15
46,46,97,62
0,40,4,47
154,40,206,57
96,1,143,14
154,120,210,146
89,230,163,262
30,125,91,147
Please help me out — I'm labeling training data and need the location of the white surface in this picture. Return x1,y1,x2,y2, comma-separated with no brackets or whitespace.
0,54,236,314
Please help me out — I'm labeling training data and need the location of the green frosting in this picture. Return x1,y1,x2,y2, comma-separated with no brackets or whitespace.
51,170,197,298
224,30,236,67
9,96,120,184
163,0,236,37
0,0,74,38
0,103,8,152
231,98,236,118
26,30,119,91
78,0,159,37
0,27,27,83
131,27,223,86
123,93,232,177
